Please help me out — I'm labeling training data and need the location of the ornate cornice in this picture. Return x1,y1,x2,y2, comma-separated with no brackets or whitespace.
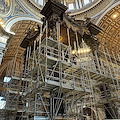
69,0,103,16
27,0,43,11
71,0,115,20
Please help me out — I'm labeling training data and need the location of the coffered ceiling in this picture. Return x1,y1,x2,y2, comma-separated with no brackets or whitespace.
97,3,120,57
3,20,41,62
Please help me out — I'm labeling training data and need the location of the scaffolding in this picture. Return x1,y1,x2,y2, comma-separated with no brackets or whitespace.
0,51,26,120
0,2,120,119
0,20,119,120
21,21,94,120
20,20,120,120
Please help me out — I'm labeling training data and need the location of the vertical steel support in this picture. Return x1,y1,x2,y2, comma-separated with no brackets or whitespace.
67,28,72,56
45,21,48,82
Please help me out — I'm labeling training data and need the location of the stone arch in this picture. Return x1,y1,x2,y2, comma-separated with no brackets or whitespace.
5,16,42,33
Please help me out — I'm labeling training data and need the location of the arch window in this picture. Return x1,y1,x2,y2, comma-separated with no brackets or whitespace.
34,0,44,6
84,0,90,5
68,3,74,10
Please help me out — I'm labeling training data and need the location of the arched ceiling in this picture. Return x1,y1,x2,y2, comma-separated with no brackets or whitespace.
3,20,41,62
97,3,120,56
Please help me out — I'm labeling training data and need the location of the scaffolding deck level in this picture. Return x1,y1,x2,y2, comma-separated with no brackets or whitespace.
23,79,91,98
